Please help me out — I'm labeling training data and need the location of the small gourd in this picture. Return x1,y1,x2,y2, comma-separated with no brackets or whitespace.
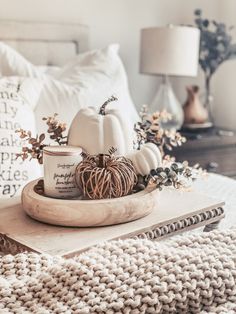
68,96,134,155
128,143,162,176
75,149,137,199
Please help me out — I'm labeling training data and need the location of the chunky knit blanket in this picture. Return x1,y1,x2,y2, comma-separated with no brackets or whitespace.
0,228,236,314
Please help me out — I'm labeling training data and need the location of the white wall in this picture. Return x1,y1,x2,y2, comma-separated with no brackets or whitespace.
213,0,236,129
0,0,235,129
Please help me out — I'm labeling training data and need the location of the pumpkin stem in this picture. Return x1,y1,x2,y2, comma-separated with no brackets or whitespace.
98,154,106,168
99,95,118,115
81,151,89,159
108,147,117,156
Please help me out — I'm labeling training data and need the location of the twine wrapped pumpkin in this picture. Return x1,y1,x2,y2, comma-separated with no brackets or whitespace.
75,150,137,199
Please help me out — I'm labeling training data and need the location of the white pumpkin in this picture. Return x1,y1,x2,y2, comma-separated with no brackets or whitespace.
128,143,162,176
68,96,134,155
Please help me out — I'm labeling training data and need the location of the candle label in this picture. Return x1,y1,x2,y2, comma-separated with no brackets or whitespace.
43,150,82,199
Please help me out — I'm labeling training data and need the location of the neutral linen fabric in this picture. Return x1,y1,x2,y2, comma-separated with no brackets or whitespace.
0,42,139,136
0,228,236,313
0,77,42,198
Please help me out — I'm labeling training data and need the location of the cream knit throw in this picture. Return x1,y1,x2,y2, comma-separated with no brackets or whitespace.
0,228,236,314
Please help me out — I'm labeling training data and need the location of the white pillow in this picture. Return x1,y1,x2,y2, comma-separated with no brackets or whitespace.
36,45,139,134
0,42,139,135
36,65,61,76
0,42,61,79
0,77,42,198
0,42,39,77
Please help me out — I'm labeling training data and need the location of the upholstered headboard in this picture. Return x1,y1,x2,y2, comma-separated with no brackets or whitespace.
0,20,89,66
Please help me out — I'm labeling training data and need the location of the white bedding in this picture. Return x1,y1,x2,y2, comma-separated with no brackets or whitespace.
0,42,139,135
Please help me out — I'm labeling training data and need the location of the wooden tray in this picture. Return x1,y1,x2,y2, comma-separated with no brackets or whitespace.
21,179,159,227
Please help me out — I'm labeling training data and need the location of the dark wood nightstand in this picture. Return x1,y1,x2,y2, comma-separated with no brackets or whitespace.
172,128,236,178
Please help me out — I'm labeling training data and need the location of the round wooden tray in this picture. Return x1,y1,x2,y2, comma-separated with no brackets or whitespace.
21,179,159,227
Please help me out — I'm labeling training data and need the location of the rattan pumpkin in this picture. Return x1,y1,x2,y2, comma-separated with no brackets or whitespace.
75,150,137,199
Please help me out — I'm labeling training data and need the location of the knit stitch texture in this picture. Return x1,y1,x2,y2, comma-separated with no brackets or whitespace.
0,228,236,313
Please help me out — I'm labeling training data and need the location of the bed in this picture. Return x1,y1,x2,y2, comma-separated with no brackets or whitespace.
0,20,89,65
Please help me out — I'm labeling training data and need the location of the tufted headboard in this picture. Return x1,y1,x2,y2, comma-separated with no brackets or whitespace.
0,20,89,66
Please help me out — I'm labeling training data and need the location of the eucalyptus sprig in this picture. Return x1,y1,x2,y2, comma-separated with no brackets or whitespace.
15,130,46,164
134,162,204,192
134,105,186,155
147,162,199,190
42,114,67,145
194,9,236,79
16,114,67,164
194,9,236,104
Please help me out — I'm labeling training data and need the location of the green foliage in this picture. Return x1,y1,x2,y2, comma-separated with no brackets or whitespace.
194,9,236,78
133,162,203,192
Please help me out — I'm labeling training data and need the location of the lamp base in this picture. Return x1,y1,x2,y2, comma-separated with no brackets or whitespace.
150,76,184,130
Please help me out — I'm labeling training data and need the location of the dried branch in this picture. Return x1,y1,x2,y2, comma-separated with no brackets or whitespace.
15,129,46,164
134,105,186,155
15,114,67,164
42,113,67,145
134,161,206,193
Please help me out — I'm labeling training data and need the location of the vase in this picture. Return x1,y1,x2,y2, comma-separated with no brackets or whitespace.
204,75,214,125
183,85,209,124
204,92,214,125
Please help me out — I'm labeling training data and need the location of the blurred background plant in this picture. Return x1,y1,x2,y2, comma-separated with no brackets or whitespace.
194,9,236,120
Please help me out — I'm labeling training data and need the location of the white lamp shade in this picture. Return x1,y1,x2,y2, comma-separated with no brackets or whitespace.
140,26,200,77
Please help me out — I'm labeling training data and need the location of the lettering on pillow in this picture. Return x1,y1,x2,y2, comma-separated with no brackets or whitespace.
0,79,40,198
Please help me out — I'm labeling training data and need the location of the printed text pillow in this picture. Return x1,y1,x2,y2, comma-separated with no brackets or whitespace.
0,77,42,198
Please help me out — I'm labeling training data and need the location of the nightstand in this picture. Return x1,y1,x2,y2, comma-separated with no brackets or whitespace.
173,128,236,178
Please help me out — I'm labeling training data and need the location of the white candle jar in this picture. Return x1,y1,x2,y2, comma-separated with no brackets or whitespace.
43,146,82,199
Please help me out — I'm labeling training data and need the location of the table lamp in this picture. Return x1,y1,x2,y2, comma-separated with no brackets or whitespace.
140,25,200,129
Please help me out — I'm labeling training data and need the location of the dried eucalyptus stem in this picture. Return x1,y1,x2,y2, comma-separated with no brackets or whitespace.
147,162,196,190
16,114,67,164
134,161,205,193
42,114,67,145
134,105,186,155
15,130,46,164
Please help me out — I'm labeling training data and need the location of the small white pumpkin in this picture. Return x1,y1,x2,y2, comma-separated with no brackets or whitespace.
68,96,134,155
128,143,162,176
